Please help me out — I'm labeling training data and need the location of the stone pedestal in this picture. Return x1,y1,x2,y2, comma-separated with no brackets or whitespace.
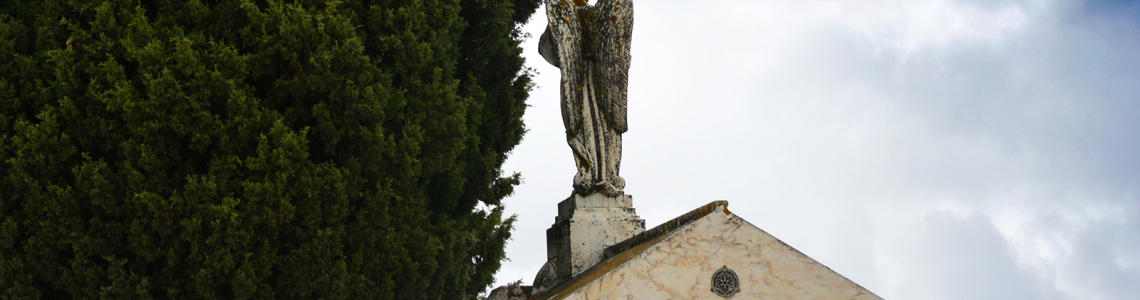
546,193,646,280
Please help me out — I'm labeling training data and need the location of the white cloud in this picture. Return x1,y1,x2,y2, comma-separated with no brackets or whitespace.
883,210,1063,300
494,1,1140,299
833,0,1038,56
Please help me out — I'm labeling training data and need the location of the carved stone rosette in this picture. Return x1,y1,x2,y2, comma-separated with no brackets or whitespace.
712,266,741,298
539,0,633,197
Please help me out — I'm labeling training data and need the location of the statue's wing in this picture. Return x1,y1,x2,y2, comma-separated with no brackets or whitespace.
539,25,561,68
589,0,633,133
544,0,586,136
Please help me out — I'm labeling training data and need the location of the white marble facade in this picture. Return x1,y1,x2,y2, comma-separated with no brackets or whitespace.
535,204,882,300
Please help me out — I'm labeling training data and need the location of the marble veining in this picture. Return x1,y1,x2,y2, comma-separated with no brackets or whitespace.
551,206,883,300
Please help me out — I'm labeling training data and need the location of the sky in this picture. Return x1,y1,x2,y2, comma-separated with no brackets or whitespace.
491,0,1140,299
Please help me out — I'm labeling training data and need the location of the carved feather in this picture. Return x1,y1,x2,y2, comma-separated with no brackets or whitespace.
588,0,632,133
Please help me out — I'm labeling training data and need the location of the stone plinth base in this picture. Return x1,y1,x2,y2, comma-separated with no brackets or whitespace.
545,193,645,282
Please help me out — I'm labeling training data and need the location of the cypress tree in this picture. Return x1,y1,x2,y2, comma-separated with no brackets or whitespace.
0,0,540,298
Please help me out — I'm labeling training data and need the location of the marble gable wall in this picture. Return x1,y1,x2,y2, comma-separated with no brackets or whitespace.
556,207,883,300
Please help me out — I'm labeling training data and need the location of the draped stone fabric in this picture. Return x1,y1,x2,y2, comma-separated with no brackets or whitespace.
539,0,634,196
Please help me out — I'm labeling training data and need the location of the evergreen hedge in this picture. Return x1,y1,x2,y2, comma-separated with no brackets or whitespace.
0,0,540,298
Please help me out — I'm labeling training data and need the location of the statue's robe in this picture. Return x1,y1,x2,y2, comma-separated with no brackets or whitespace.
539,0,633,197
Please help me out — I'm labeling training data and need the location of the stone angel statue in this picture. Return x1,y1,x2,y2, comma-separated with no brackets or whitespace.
538,0,633,197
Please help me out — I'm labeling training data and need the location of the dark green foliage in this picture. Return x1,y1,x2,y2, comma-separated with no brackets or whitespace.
0,0,540,298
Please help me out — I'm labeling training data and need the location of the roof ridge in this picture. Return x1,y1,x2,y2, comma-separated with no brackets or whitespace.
528,200,730,300
602,200,729,259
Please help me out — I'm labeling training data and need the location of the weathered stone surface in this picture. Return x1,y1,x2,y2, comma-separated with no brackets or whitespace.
533,259,560,293
539,0,634,197
532,202,883,300
486,285,533,300
542,193,645,289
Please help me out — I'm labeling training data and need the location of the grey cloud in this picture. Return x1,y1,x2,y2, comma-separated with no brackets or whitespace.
892,211,1063,300
493,1,1140,299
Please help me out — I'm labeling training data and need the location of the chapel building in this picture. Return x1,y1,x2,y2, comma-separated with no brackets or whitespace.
488,196,883,300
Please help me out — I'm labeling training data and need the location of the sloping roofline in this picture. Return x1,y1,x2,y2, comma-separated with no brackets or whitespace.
528,201,731,300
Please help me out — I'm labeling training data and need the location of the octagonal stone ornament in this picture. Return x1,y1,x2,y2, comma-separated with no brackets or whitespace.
711,265,741,298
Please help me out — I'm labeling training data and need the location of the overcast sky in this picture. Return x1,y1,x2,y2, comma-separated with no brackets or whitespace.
491,0,1140,299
